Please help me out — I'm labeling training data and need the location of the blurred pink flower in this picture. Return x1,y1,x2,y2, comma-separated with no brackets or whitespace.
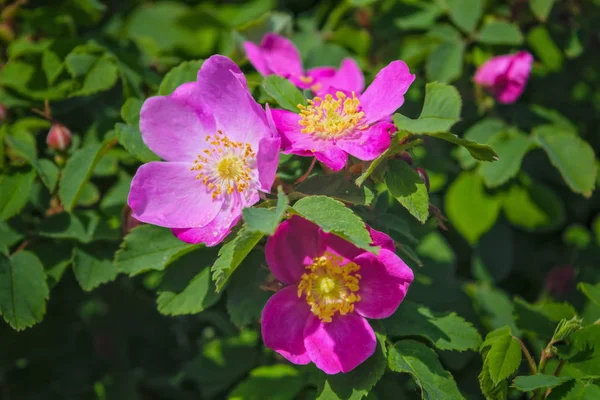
244,33,364,96
545,265,575,297
270,61,415,171
128,55,280,246
474,51,533,104
261,216,413,374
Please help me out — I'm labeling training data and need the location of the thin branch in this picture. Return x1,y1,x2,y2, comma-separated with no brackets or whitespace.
514,336,537,375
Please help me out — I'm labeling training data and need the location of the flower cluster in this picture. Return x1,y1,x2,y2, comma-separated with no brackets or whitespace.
127,32,534,374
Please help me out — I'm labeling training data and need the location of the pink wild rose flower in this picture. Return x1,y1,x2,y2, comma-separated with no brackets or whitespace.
244,32,364,96
270,61,415,171
261,216,414,374
474,51,534,104
127,55,280,246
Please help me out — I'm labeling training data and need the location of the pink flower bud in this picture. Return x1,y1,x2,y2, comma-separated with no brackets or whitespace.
46,123,72,151
395,151,413,166
415,167,430,192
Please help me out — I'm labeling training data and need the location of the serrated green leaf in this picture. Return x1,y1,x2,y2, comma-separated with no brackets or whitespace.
4,135,59,192
394,82,461,134
65,53,98,77
479,130,531,188
158,59,204,96
296,173,374,205
0,251,49,331
530,0,555,21
534,127,596,197
479,363,508,400
578,283,600,307
72,246,118,291
211,227,264,291
0,168,36,221
229,365,305,400
513,374,570,392
388,339,465,400
476,22,523,45
319,330,387,400
383,301,482,351
70,54,119,96
293,196,374,252
115,122,160,163
445,172,502,244
59,140,113,211
385,159,429,223
485,334,522,385
548,380,600,400
38,212,93,243
513,298,576,339
115,224,199,276
502,180,565,232
457,119,507,169
426,38,465,83
446,0,482,33
429,131,499,161
262,75,307,112
156,248,221,316
469,286,519,333
242,188,288,235
41,49,63,85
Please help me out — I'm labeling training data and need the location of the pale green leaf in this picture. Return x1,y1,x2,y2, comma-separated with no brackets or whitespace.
426,39,466,83
385,159,429,223
485,335,522,385
513,374,570,392
530,0,555,21
502,180,565,231
446,0,482,33
242,188,288,235
121,97,143,126
262,75,307,112
115,122,160,163
0,168,36,221
578,283,600,307
527,26,563,72
476,22,523,45
479,130,531,188
229,365,305,400
158,59,204,96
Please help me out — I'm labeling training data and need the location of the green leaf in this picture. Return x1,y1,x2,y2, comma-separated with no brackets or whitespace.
469,285,520,333
534,127,597,197
121,97,144,126
158,59,204,96
0,168,36,221
548,380,600,400
513,374,570,392
211,226,264,291
72,246,118,291
527,26,563,72
156,248,221,316
456,119,507,169
445,172,502,244
115,122,160,163
262,75,307,112
427,131,499,161
38,212,94,243
319,330,387,400
226,252,271,327
393,82,461,134
578,283,600,307
385,159,429,223
293,196,374,252
563,224,591,249
41,50,63,85
485,334,522,385
4,135,59,192
395,3,444,30
479,365,508,400
479,130,531,188
388,339,465,400
0,221,24,255
65,53,98,77
383,301,482,351
242,188,288,235
115,224,199,276
476,22,524,45
513,298,576,338
0,251,49,331
530,105,577,133
70,54,119,96
426,39,466,83
446,0,482,33
502,180,565,231
296,173,374,205
530,0,555,21
59,140,113,211
229,365,305,400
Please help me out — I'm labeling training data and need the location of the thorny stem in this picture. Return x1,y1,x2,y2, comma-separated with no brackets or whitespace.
514,336,537,375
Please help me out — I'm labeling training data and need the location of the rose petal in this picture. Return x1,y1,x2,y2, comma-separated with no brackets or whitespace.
354,249,414,319
303,313,376,374
359,61,415,124
336,121,393,161
257,33,304,79
128,162,223,229
257,104,281,193
308,58,364,97
322,232,362,261
266,215,325,284
261,285,312,365
244,41,272,76
368,226,395,253
474,54,513,86
139,90,216,162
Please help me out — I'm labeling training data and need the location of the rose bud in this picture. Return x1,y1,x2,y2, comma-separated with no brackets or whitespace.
46,123,72,151
415,167,430,192
396,151,413,166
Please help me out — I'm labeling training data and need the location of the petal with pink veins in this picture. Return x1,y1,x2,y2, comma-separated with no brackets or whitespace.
262,285,312,365
303,313,376,374
353,249,414,320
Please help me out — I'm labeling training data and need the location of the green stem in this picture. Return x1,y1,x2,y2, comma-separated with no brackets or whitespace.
323,1,351,33
514,336,537,375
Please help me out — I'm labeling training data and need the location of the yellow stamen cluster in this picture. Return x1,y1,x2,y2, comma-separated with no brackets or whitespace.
297,251,362,323
190,130,256,200
298,91,366,139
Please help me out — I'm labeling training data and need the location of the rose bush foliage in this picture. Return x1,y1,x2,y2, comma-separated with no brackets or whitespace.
1,0,599,399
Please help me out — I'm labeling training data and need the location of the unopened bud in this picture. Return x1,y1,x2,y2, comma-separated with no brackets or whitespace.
46,123,72,151
415,167,430,192
396,152,413,166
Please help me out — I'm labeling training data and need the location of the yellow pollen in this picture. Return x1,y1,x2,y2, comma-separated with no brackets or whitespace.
298,91,366,139
297,252,362,323
190,130,256,200
299,75,313,84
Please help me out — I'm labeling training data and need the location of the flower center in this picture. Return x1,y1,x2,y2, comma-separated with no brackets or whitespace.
191,130,256,200
297,91,366,139
297,251,362,323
